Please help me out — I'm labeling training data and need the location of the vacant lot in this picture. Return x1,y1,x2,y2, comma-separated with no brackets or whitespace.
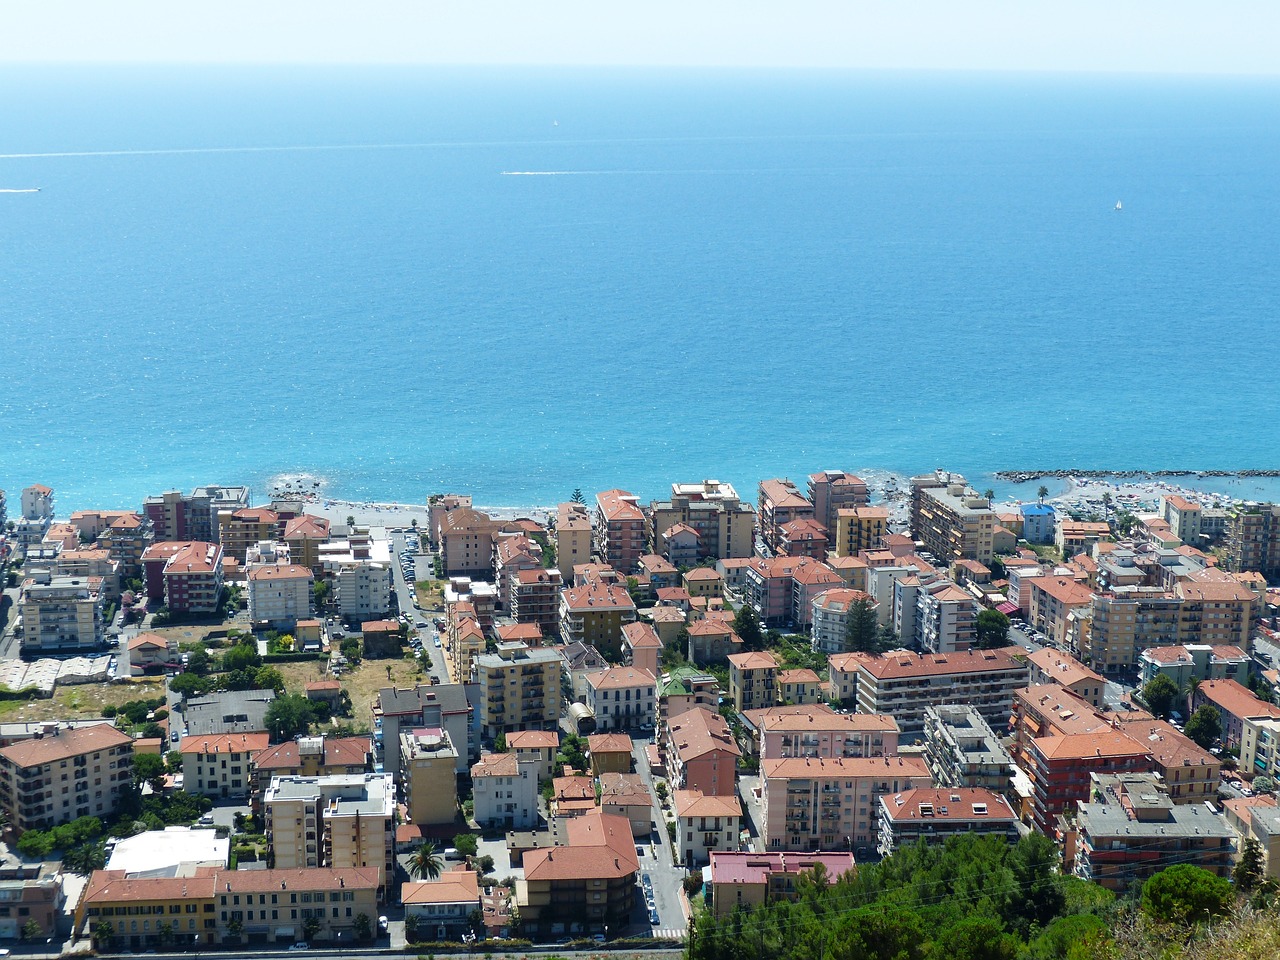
275,654,426,734
414,579,446,610
0,678,165,721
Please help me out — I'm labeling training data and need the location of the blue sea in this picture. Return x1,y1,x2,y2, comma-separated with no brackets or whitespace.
2,66,1279,511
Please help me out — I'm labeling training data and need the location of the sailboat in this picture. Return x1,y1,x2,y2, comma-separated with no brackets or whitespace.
1114,201,1122,211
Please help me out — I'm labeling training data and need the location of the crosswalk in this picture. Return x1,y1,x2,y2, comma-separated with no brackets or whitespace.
651,928,686,941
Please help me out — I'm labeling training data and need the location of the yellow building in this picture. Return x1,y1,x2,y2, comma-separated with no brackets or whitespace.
399,728,459,827
474,642,561,739
180,732,270,800
262,773,395,900
727,651,780,713
0,724,134,832
554,502,594,581
251,735,372,807
217,507,280,563
447,616,485,683
649,480,756,562
683,567,724,598
834,506,889,557
558,579,637,658
909,473,996,565
777,669,822,705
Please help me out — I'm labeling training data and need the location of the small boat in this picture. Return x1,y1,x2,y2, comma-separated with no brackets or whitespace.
1114,201,1122,211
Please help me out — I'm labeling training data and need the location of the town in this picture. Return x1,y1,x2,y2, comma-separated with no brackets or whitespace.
1,470,1279,955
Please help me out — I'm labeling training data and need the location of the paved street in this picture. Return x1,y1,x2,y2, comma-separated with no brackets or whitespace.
630,737,688,941
388,529,448,680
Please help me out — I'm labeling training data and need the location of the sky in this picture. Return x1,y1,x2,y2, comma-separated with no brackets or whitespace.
2,0,1277,74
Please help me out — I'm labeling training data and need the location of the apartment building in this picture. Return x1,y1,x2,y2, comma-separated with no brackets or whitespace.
1192,679,1280,750
706,851,856,918
144,485,249,545
1241,717,1280,782
1075,773,1233,891
1026,731,1153,833
916,582,978,653
1175,573,1254,647
922,704,1014,792
585,666,657,734
599,772,653,836
808,471,870,534
1137,643,1250,689
1225,502,1280,578
909,472,996,564
727,651,779,713
505,730,560,784
55,548,121,601
742,555,839,628
158,541,224,614
553,501,593,580
1028,576,1094,648
761,755,930,852
180,732,270,799
446,613,484,684
246,563,313,629
810,588,877,656
776,519,829,560
675,790,742,867
757,479,814,555
471,751,538,830
1026,648,1106,709
0,863,63,940
262,773,395,899
218,508,280,563
373,683,473,775
1019,503,1056,544
558,578,636,658
593,489,647,574
620,621,662,678
878,787,1019,856
0,724,134,831
1113,716,1220,805
402,872,481,941
97,512,154,580
251,735,372,806
833,506,890,558
753,705,900,762
778,669,822,705
475,642,561,739
510,567,563,634
666,706,739,797
399,728,459,827
686,619,742,666
657,667,720,731
438,507,503,578
334,557,392,621
1056,520,1112,558
492,535,542,614
853,648,1030,736
516,811,638,939
18,572,104,655
649,480,756,562
1084,587,1182,675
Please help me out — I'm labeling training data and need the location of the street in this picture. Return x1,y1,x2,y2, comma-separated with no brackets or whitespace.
630,737,689,941
387,529,448,681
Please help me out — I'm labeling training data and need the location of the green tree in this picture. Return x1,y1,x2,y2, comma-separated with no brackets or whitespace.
1028,914,1110,960
132,752,168,792
1183,704,1222,750
876,623,899,651
843,597,879,653
476,854,495,875
408,842,446,882
1140,863,1234,926
732,603,764,651
263,693,316,742
403,914,420,943
976,609,1011,649
169,671,210,699
571,488,585,504
932,916,1019,960
353,913,372,940
1142,673,1181,720
1038,485,1049,502
453,832,478,858
91,919,115,948
556,733,587,772
221,639,262,672
1234,836,1265,893
493,732,507,753
254,665,287,694
62,840,107,875
184,647,210,675
21,919,43,941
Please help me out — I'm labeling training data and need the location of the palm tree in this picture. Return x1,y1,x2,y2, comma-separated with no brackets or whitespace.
408,840,443,880
1037,485,1049,503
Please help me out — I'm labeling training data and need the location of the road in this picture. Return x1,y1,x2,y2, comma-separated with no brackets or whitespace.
386,529,448,681
1006,622,1135,710
630,737,689,941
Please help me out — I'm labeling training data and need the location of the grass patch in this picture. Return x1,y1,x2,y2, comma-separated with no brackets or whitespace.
414,580,446,610
2,679,165,722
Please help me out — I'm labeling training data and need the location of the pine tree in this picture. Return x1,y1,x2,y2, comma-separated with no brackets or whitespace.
1234,837,1265,893
733,604,764,650
843,598,879,653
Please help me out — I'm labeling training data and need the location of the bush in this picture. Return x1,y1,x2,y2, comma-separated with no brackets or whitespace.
453,833,478,858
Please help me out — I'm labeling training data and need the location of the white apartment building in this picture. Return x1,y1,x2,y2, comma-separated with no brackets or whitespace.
470,752,539,830
18,572,104,655
246,563,314,628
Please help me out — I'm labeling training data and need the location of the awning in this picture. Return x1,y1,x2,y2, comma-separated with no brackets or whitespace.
996,602,1019,615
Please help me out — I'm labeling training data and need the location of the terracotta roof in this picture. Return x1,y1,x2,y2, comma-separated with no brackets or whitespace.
759,480,811,509
246,563,311,581
232,507,279,524
709,851,856,886
283,514,331,540
688,619,733,637
668,707,740,760
1164,495,1201,512
648,606,687,623
1115,718,1218,769
1031,576,1094,606
0,724,132,768
304,680,342,693
164,541,222,575
813,588,875,613
561,579,635,611
472,752,519,777
587,733,634,754
622,621,663,649
826,651,880,674
596,489,645,522
1142,645,1196,665
524,811,638,881
779,518,828,540
552,775,595,801
179,732,270,755
754,707,899,734
221,867,379,894
128,632,171,651
254,736,370,770
855,647,1025,680
495,534,539,566
881,787,1017,823
778,668,821,684
639,554,679,574
497,623,543,643
1014,685,1109,736
81,870,216,906
506,730,559,750
599,772,652,803
1027,649,1104,688
675,789,742,819
515,568,558,585
1197,680,1280,721
402,872,480,905
663,522,700,540
728,651,779,671
1031,730,1149,761
762,755,930,780
363,619,400,632
684,567,722,581
587,666,655,692
1178,572,1256,603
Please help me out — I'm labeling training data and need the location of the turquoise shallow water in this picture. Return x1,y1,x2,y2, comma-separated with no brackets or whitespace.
1,67,1278,509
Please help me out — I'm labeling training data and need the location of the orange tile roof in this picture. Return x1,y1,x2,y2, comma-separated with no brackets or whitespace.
1115,717,1218,769
587,733,634,754
675,789,742,819
1197,680,1280,721
283,514,331,540
596,489,645,522
496,623,543,643
587,666,655,692
881,787,1017,823
622,621,663,649
524,811,637,881
222,867,379,894
1032,576,1094,606
402,872,480,905
254,736,370,770
128,632,171,651
778,668,821,684
179,732,270,755
762,755,929,779
552,775,595,801
728,651,779,670
561,579,635,611
0,724,132,767
754,707,899,734
81,870,216,906
855,647,1024,680
1031,730,1148,761
472,752,519,777
506,730,559,749
668,707,740,760
1027,648,1103,688
759,479,811,509
684,567,722,581
812,588,875,613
